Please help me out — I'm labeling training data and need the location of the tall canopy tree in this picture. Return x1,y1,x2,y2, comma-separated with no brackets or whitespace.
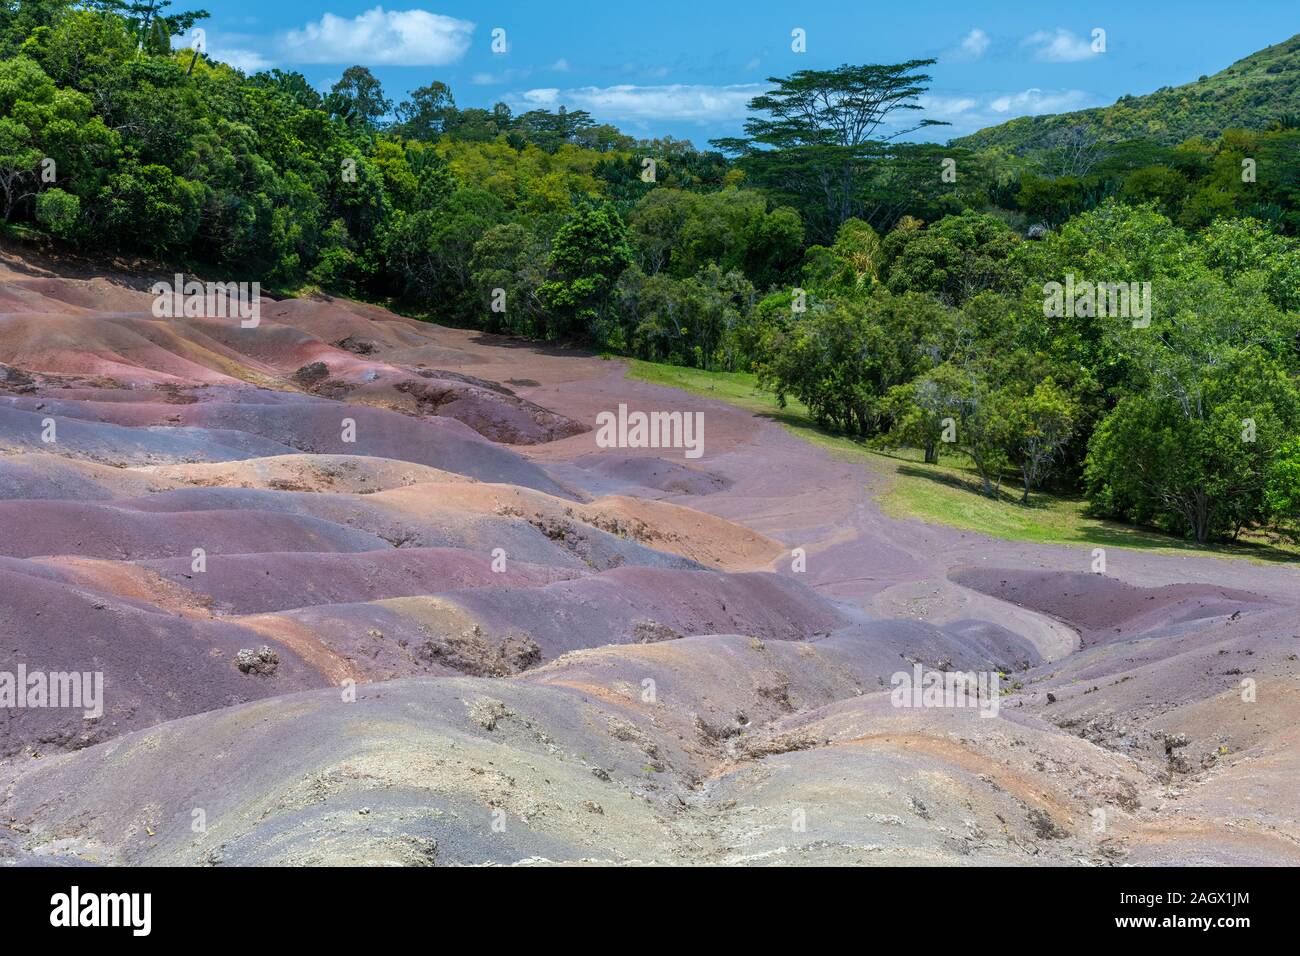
713,61,947,240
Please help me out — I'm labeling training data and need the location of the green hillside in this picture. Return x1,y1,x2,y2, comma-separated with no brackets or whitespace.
953,32,1300,151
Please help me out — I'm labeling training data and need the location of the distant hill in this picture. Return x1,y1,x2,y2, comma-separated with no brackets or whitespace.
953,32,1300,151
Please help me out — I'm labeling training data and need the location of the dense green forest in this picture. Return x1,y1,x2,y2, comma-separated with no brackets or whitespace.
2,1,1300,545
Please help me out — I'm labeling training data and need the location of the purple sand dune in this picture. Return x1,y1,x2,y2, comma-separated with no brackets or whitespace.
0,402,295,462
1,394,575,496
140,547,579,614
950,567,1274,647
447,566,848,658
112,486,702,571
0,500,390,559
0,568,323,758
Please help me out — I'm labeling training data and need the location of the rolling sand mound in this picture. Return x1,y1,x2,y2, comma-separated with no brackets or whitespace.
0,453,178,499
140,548,579,614
0,567,324,759
135,453,477,494
8,626,1277,866
950,568,1272,646
0,294,590,443
0,499,389,559
566,453,732,496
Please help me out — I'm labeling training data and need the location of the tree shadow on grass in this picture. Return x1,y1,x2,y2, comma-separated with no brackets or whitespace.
896,462,1029,506
895,462,1299,564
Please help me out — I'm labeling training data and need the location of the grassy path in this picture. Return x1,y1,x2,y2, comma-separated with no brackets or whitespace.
624,358,1298,564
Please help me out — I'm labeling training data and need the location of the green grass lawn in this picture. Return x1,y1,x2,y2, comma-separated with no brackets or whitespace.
623,357,1300,564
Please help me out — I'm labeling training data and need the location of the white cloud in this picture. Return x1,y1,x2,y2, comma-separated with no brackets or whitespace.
471,66,532,85
280,7,474,66
551,58,570,72
1022,28,1100,63
514,83,763,122
211,48,271,73
960,28,990,59
918,94,979,116
910,87,1096,138
988,87,1090,114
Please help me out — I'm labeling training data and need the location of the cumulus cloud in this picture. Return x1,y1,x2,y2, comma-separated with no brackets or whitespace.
988,87,1091,114
211,48,272,73
960,28,990,59
280,7,474,66
515,83,763,122
1022,28,1101,63
918,94,980,116
471,67,533,85
910,87,1095,137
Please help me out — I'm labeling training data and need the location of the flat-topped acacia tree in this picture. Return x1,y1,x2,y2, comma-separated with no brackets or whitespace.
712,61,949,241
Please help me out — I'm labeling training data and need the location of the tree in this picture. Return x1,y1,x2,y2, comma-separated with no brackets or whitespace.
1264,436,1300,532
34,184,77,236
384,187,505,314
1003,378,1078,502
0,55,115,221
247,69,322,110
326,66,391,134
757,289,951,436
470,222,548,336
101,159,200,252
394,81,455,141
539,205,634,340
909,360,1012,497
713,61,946,240
1085,351,1299,542
880,210,1024,305
611,263,756,369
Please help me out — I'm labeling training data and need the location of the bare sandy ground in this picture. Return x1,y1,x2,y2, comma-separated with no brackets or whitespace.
0,249,1296,866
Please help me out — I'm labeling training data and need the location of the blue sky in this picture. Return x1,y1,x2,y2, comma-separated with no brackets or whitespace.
200,1,1299,144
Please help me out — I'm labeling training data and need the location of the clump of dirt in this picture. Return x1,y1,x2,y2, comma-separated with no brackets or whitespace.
694,713,745,747
267,478,314,492
630,620,682,644
1027,807,1069,840
292,362,353,399
755,671,795,712
1156,730,1194,774
235,646,280,676
152,382,199,404
417,625,541,677
605,715,665,771
334,336,376,355
0,362,36,393
292,362,331,388
393,378,461,412
578,508,663,545
416,368,516,396
737,731,823,761
467,696,514,731
496,505,606,568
